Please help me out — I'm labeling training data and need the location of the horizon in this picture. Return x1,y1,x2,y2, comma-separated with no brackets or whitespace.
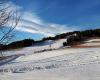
4,0,100,41
9,28,100,43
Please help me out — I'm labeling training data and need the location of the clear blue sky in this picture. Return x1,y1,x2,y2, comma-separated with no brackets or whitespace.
8,0,100,40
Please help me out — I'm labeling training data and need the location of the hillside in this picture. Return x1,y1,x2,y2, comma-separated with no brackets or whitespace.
2,28,100,50
0,38,100,80
0,29,100,80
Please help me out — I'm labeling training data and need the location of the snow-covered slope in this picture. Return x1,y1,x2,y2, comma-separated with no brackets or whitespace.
32,39,66,52
3,39,66,56
85,38,100,42
0,47,100,80
0,38,100,80
81,38,100,46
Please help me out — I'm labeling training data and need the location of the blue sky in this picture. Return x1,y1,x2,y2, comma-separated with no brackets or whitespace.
6,0,100,40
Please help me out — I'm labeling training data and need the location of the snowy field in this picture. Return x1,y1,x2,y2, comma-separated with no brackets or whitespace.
0,39,100,80
82,39,100,46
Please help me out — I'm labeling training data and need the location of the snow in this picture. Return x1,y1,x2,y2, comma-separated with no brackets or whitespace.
85,38,100,42
0,38,100,80
82,38,100,46
3,39,66,56
82,42,100,46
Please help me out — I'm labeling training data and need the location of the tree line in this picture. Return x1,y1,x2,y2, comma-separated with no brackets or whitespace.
42,29,100,40
0,39,35,50
42,29,100,46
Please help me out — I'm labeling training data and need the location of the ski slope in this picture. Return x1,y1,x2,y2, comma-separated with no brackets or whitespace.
0,39,100,80
3,39,66,56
